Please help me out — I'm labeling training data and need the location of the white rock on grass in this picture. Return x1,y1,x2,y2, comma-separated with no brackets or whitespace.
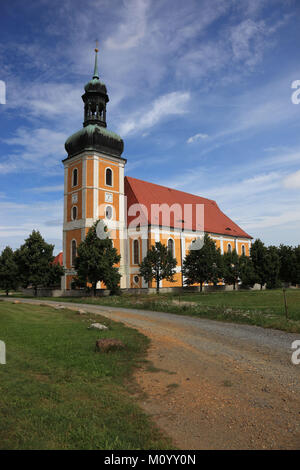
77,309,86,315
89,323,108,330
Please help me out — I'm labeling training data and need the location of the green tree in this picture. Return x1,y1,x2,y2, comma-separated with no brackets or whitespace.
223,249,240,290
74,221,121,295
292,246,300,285
250,239,268,289
265,246,281,289
46,262,65,288
182,234,222,292
0,246,19,296
251,239,281,289
15,230,64,296
139,241,177,294
239,254,257,288
278,244,298,285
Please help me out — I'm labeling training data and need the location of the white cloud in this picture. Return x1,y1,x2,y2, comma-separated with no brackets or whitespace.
105,0,149,50
164,169,282,203
27,185,64,193
229,19,266,67
0,198,63,253
187,133,209,144
1,127,68,174
207,172,282,202
119,91,190,136
283,170,300,189
241,210,300,230
7,81,83,123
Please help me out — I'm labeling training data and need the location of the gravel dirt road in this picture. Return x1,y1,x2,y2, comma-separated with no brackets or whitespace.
4,298,300,449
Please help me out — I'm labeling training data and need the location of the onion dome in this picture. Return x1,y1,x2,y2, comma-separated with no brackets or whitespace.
65,124,124,158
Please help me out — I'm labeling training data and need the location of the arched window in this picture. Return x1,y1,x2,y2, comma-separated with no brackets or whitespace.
71,240,77,267
105,205,113,220
72,206,77,221
72,168,78,187
134,275,139,285
241,245,246,256
168,238,174,257
227,243,232,253
105,168,112,186
133,239,139,265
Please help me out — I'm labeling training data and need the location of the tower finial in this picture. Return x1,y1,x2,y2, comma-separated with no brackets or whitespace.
93,40,99,79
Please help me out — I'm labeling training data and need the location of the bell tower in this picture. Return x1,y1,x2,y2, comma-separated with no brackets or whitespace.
62,46,127,291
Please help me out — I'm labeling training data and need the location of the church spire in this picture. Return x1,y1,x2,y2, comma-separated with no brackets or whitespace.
93,41,99,79
81,43,109,128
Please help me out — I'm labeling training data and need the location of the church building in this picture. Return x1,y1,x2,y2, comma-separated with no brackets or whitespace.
62,48,251,291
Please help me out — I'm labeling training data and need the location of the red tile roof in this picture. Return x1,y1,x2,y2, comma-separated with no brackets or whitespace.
53,252,63,266
125,176,252,239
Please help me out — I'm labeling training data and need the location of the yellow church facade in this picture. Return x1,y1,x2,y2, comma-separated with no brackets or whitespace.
62,50,251,291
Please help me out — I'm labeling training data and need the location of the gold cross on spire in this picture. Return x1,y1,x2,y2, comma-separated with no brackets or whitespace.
95,39,99,53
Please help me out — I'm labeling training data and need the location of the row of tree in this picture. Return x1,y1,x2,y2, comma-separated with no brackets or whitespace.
0,222,299,295
140,235,300,292
0,231,64,296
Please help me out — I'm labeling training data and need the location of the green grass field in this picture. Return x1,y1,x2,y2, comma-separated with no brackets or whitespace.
0,302,171,450
29,288,300,334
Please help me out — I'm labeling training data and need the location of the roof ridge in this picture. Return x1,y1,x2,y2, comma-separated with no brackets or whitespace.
125,175,216,204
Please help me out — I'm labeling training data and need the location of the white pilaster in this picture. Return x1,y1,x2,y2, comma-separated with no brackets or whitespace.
93,158,99,220
141,232,148,288
82,157,87,220
220,236,224,254
63,166,68,224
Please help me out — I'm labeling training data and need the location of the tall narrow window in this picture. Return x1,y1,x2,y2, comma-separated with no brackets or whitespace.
227,243,232,253
241,245,245,256
71,240,77,267
133,239,139,265
72,206,77,221
106,168,112,186
168,238,174,257
72,168,78,187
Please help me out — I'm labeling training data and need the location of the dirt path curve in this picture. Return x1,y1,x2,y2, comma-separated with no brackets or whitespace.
5,298,300,449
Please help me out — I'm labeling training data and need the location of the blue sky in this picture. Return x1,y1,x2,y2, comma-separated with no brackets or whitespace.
1,0,300,254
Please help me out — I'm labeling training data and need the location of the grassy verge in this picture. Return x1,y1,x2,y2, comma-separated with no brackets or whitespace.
0,302,172,450
18,288,300,334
